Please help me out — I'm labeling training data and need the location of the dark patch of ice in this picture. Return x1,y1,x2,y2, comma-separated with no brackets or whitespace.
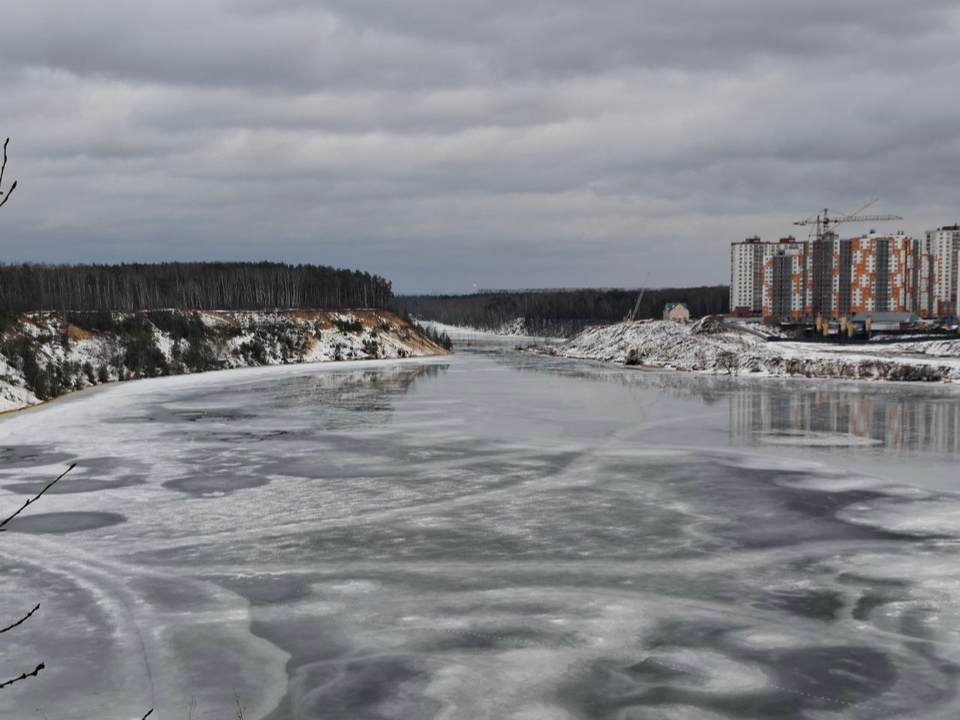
4,476,146,495
5,511,126,534
163,473,271,496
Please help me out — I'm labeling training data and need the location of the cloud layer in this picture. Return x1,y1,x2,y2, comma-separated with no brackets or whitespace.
2,0,959,292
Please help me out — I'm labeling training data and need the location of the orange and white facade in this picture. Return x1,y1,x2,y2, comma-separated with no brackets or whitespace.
733,232,943,321
845,232,918,315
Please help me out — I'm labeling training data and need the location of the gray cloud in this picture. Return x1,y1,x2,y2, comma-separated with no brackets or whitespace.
1,1,959,292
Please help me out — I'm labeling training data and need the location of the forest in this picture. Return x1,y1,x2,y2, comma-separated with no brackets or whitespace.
401,286,730,337
0,262,393,312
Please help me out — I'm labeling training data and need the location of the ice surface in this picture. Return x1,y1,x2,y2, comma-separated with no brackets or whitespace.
1,351,959,719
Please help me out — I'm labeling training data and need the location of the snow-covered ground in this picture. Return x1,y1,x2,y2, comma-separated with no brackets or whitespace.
423,320,559,345
539,318,960,383
421,317,532,337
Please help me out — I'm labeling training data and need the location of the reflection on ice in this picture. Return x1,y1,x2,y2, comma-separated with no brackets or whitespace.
731,389,960,456
0,353,959,719
757,430,883,447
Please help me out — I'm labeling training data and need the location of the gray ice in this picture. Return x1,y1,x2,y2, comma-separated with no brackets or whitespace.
1,349,959,719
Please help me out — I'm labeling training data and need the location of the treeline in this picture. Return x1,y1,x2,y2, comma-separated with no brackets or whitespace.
401,286,729,337
0,262,393,312
412,320,453,351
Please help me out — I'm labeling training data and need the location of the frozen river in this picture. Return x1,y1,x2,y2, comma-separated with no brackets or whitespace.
2,345,960,719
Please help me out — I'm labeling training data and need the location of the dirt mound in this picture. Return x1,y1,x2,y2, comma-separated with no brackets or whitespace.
690,316,728,335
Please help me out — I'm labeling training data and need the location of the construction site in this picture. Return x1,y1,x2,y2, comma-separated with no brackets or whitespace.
729,201,960,339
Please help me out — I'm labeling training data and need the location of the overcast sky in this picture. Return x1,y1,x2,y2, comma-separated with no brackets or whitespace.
2,1,959,293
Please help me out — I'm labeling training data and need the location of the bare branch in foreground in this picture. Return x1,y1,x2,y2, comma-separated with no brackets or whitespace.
0,603,40,635
234,689,245,720
0,663,45,690
141,710,154,719
0,179,16,209
0,138,9,191
0,139,14,210
0,464,76,532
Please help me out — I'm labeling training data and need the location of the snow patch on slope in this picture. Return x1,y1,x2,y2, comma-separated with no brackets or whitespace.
0,310,448,413
538,319,960,383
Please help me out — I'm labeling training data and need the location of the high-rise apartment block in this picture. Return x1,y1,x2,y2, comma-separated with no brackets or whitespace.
925,225,960,316
729,229,951,320
730,236,804,315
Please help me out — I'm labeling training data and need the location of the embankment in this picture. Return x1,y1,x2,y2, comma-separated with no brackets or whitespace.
0,309,449,412
536,317,960,383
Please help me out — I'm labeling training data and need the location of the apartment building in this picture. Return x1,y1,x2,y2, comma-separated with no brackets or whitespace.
911,233,938,317
729,236,804,314
925,225,960,315
732,228,956,321
767,251,806,320
844,232,917,315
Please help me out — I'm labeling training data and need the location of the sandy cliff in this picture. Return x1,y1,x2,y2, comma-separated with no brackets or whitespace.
0,309,449,412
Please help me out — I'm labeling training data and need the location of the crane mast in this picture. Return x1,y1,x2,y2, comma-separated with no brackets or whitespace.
626,272,652,323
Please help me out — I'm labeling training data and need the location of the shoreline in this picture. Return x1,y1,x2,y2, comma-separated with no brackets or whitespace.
535,352,960,386
0,308,451,416
534,350,960,390
0,352,453,420
533,319,960,386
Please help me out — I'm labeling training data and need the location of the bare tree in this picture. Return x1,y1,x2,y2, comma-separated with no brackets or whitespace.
0,464,75,690
0,138,153,718
716,350,740,376
234,689,246,720
0,138,57,692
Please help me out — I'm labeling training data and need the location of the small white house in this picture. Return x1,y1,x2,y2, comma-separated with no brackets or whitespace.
663,302,691,322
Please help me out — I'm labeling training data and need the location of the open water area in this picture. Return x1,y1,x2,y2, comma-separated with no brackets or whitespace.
2,341,960,719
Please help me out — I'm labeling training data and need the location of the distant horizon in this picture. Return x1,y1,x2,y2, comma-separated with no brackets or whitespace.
2,193,952,295
0,256,731,296
3,1,959,295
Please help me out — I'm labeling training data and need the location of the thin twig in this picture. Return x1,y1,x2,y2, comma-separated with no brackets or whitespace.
141,710,154,720
0,464,76,532
0,138,8,191
0,180,15,209
0,663,44,690
0,138,13,209
0,603,40,635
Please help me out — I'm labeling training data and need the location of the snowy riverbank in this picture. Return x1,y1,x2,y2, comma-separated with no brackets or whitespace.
537,317,960,383
420,320,555,343
419,317,533,337
0,309,449,412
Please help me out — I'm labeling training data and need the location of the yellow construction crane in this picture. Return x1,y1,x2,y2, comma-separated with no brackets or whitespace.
793,198,903,240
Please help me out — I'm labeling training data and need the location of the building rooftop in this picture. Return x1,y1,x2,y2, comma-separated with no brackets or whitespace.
851,312,919,323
